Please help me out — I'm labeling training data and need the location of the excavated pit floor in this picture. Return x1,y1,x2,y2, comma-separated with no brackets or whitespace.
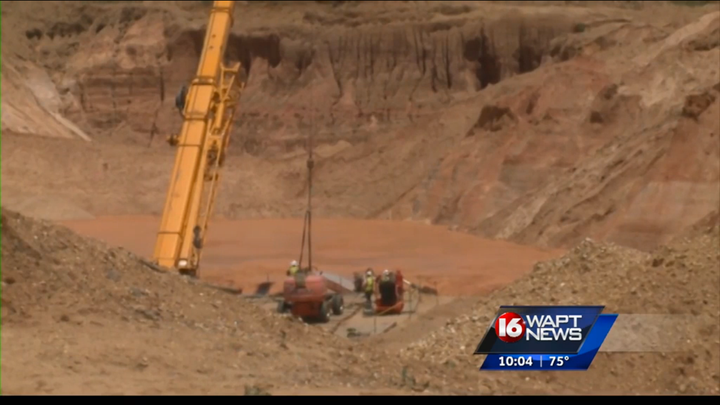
251,293,458,340
61,216,563,297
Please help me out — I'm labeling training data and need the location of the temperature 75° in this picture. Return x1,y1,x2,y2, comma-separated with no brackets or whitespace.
549,356,570,367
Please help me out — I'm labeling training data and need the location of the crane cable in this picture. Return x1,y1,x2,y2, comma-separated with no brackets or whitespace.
297,119,315,273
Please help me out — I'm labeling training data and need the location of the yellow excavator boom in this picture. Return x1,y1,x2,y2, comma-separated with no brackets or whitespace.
153,0,243,275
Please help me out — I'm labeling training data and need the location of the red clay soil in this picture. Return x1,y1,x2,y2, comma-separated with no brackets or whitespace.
62,216,563,296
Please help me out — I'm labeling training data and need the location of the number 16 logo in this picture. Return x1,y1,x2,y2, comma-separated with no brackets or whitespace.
495,312,526,343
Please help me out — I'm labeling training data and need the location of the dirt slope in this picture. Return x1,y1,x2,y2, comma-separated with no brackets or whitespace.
402,214,720,394
0,208,481,395
1,1,718,251
474,10,720,250
1,59,91,141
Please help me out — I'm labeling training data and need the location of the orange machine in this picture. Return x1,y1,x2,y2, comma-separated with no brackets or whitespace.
274,97,345,322
375,270,405,315
278,272,344,323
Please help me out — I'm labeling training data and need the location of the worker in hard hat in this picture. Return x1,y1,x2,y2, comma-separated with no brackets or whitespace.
362,269,375,309
287,260,299,276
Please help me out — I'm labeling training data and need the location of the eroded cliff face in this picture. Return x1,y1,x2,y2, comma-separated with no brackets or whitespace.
22,3,585,152
235,16,566,154
3,2,718,251
1,58,91,141
462,13,720,250
296,11,720,251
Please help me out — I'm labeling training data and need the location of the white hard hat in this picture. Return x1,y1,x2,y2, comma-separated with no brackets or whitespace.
291,260,298,266
383,269,390,275
366,269,372,275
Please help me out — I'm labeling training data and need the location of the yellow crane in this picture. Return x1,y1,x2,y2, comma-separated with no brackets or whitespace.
152,0,243,276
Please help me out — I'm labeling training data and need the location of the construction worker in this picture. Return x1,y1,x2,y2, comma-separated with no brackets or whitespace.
363,269,375,309
287,260,299,276
381,269,391,282
175,84,188,116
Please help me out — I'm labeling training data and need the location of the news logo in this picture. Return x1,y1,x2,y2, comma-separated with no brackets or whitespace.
495,312,526,343
494,311,583,344
475,306,617,371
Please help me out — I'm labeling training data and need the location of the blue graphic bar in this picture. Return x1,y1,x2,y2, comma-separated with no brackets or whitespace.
480,314,617,371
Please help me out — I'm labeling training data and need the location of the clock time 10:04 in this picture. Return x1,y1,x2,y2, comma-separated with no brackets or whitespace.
497,355,534,367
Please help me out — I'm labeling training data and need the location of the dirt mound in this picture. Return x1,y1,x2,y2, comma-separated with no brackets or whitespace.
402,223,720,394
0,208,476,394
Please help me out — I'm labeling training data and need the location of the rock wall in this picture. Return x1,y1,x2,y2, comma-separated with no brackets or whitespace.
46,5,581,151
1,58,90,140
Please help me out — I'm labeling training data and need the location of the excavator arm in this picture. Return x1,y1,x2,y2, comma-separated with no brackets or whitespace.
153,0,243,275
